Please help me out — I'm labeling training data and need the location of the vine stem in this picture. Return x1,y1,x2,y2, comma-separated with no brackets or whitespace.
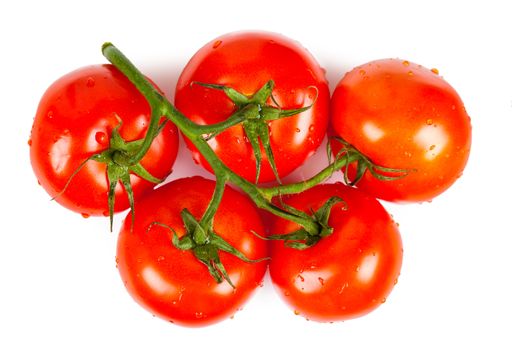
258,152,360,199
102,43,346,234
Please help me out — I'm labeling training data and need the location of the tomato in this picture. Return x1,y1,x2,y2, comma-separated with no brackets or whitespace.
331,58,472,203
116,177,268,327
175,31,329,183
269,183,402,322
29,64,179,216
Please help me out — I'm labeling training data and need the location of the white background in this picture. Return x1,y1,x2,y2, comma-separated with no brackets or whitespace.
1,0,511,349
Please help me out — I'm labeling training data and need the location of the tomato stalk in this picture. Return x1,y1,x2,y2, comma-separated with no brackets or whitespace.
102,43,323,231
101,43,404,283
101,42,406,233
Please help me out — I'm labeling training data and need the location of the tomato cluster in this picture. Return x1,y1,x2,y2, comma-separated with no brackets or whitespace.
29,31,471,327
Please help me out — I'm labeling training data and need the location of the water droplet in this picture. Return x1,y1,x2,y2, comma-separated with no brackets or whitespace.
95,131,108,145
295,128,301,133
102,210,109,217
308,125,315,132
157,255,165,262
27,138,32,146
235,137,242,144
284,291,290,297
318,277,325,286
426,118,433,125
359,69,366,76
431,68,439,75
394,278,399,285
86,77,95,87
195,311,204,319
355,266,360,272
429,144,436,151
381,298,387,304
47,111,54,119
293,310,300,316
402,60,410,67
338,282,349,294
268,40,276,45
81,213,90,218
407,70,414,76
213,40,222,49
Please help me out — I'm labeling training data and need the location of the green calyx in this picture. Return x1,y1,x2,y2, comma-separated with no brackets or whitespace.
151,209,268,288
260,196,345,250
94,121,163,230
195,80,315,183
55,118,164,231
330,137,411,186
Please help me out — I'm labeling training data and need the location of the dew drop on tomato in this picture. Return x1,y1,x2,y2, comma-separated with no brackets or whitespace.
81,213,90,218
212,40,222,49
95,131,108,145
86,77,95,87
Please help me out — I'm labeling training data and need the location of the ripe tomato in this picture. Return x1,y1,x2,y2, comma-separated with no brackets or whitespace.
116,177,268,327
331,59,472,203
175,31,329,183
269,183,402,322
30,64,179,216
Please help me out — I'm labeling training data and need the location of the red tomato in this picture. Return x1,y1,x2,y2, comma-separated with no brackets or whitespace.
116,177,268,327
269,183,402,322
331,59,472,203
30,64,179,216
175,31,329,182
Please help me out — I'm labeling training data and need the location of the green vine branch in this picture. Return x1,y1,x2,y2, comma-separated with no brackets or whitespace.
100,43,406,285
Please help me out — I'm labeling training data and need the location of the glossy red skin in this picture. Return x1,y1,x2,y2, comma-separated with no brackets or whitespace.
175,31,329,183
331,59,472,203
270,183,402,322
30,65,179,216
116,177,268,327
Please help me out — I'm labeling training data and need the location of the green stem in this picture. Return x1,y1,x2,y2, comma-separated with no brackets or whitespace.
102,43,165,166
102,43,321,235
195,104,257,136
260,152,360,199
200,173,226,230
